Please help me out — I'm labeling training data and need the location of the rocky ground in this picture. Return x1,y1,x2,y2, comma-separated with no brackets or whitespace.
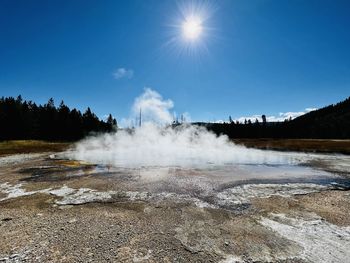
0,152,350,262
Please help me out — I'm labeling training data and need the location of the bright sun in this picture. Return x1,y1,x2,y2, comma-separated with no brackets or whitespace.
182,16,203,41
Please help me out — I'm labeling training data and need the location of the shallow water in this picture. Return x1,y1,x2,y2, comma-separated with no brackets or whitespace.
62,149,350,197
0,149,349,210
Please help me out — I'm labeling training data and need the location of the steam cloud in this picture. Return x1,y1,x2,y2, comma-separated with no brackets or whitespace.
70,88,296,167
121,88,175,127
133,88,174,124
71,123,295,167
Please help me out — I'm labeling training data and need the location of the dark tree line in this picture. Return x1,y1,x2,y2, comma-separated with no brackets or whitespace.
0,95,117,141
1,95,349,141
194,96,350,139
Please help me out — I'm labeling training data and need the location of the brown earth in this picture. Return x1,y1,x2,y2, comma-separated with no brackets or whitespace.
1,142,350,262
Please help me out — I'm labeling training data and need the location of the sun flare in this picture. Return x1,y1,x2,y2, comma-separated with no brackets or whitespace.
182,16,203,41
164,0,217,57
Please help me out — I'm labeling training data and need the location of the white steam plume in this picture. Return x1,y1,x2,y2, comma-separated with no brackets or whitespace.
121,88,174,127
134,88,174,124
70,123,293,167
69,88,297,167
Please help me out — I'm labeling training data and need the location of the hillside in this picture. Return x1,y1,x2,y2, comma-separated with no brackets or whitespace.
197,96,350,139
286,97,350,138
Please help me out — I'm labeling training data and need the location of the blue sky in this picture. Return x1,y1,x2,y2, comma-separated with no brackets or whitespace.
0,0,349,123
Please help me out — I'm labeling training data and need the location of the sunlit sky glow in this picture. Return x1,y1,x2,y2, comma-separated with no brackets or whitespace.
182,16,203,41
0,0,349,123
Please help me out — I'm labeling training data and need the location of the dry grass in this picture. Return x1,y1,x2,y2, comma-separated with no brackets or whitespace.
0,140,71,156
55,159,90,167
234,139,350,154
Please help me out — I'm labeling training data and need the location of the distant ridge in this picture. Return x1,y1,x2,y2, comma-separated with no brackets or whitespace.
195,96,350,139
287,97,350,138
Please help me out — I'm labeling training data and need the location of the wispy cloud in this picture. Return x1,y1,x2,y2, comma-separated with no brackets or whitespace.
232,108,317,123
113,68,134,79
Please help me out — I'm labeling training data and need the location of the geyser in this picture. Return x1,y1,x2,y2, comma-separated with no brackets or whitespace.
68,88,300,168
71,123,297,167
